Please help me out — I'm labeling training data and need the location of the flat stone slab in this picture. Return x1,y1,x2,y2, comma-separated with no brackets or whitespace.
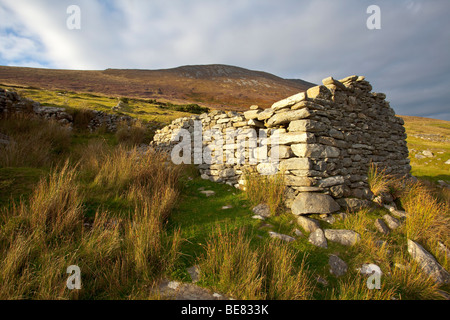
292,192,340,215
324,229,361,246
408,239,450,285
268,231,296,242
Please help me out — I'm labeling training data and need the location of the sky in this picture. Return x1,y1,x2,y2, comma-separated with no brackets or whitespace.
0,0,449,120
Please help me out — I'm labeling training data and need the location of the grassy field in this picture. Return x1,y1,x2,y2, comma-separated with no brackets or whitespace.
400,115,450,184
0,84,208,126
0,90,449,300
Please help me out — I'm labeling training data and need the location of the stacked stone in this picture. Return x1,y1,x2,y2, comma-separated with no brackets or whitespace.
87,110,135,132
0,88,73,124
151,75,411,214
152,109,266,188
258,75,410,210
0,89,137,132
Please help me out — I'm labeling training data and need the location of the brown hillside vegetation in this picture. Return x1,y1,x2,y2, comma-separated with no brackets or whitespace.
0,65,315,111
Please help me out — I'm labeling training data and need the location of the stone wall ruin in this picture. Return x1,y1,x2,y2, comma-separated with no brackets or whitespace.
151,75,411,215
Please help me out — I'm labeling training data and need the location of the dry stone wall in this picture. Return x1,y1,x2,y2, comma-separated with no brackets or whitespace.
0,88,135,132
152,75,411,214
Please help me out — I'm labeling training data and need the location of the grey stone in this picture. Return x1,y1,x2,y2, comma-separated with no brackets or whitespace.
266,108,311,127
336,198,372,212
271,92,307,111
308,228,328,248
408,239,450,285
329,128,344,140
275,132,315,145
279,158,312,171
297,216,321,233
374,219,390,235
257,108,275,121
292,193,340,215
316,176,345,188
329,255,348,277
256,162,279,175
320,214,336,225
268,231,296,242
324,229,361,246
187,265,201,283
306,85,332,100
291,144,340,158
330,185,346,198
288,119,326,133
383,214,401,229
252,203,271,218
422,150,434,158
200,190,215,197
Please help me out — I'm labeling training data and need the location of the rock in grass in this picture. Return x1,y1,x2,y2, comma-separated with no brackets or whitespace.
374,219,390,235
308,228,328,248
269,231,296,242
252,204,271,219
297,216,321,233
187,265,201,283
252,215,265,220
324,229,361,246
329,255,348,277
200,190,215,197
408,239,450,285
292,192,340,215
383,214,401,229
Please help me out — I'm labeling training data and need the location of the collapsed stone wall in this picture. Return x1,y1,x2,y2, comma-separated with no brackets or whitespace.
0,88,136,132
151,75,411,214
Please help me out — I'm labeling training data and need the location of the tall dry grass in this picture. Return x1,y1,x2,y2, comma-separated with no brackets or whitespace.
367,163,391,196
198,227,313,300
243,171,285,216
402,181,450,246
0,145,183,299
0,114,72,168
115,120,148,146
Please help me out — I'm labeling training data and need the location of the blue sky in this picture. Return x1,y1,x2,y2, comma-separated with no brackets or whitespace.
0,0,449,120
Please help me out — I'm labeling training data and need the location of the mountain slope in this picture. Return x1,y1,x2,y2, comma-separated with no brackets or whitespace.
0,64,315,111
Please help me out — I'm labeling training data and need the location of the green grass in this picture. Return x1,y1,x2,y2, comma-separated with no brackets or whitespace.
0,84,201,125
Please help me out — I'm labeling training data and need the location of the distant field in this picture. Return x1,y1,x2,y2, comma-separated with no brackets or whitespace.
399,115,450,184
0,84,202,125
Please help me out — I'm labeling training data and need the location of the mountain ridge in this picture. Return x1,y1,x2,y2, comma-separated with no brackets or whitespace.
0,64,316,111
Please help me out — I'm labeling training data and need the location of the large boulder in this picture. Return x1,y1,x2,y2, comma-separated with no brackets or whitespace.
292,192,340,215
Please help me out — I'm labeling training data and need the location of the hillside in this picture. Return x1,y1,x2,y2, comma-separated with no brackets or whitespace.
0,64,316,111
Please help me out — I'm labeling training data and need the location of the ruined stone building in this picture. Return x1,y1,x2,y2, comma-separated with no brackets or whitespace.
152,75,411,214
